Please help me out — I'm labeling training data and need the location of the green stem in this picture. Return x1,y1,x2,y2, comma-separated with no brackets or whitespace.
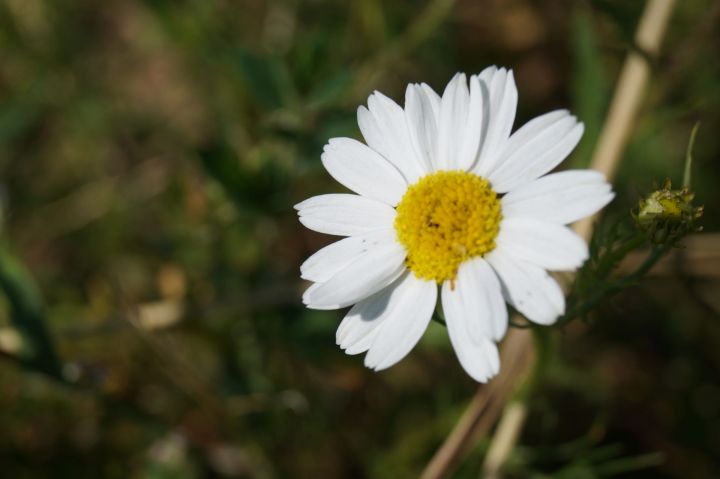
595,233,647,279
683,122,700,188
562,243,670,324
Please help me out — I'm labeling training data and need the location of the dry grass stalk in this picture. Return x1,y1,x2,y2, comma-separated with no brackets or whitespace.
422,1,678,478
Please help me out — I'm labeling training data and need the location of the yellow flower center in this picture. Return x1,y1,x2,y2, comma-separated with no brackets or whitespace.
394,170,502,284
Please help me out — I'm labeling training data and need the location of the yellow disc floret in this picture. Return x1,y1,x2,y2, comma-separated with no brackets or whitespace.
394,170,502,284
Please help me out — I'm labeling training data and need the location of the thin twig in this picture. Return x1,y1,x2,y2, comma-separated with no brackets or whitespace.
482,401,527,479
420,329,535,479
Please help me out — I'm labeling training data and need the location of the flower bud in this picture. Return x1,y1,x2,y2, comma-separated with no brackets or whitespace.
634,179,703,245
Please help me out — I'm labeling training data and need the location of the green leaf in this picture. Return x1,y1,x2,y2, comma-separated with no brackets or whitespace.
197,140,288,212
0,242,63,379
595,452,664,476
235,49,295,111
683,122,700,188
307,69,353,110
0,82,45,146
570,7,608,168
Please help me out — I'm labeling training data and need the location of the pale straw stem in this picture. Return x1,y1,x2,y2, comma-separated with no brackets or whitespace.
483,1,677,477
422,1,678,478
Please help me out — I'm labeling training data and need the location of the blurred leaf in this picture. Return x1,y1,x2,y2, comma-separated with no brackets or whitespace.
198,140,288,212
307,69,353,110
0,82,45,147
554,464,597,479
595,452,664,476
235,49,296,111
570,7,608,168
356,0,389,47
591,0,644,43
0,242,62,379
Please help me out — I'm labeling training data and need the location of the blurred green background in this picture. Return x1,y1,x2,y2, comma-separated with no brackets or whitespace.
0,0,719,477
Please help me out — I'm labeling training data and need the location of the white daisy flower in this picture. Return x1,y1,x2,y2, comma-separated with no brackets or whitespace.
295,67,614,382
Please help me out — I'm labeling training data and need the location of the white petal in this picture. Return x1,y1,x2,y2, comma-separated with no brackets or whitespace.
302,240,406,309
501,170,615,224
435,74,485,171
495,218,589,271
405,84,438,173
488,111,584,193
363,273,437,371
420,83,441,118
321,138,407,205
336,276,404,355
436,73,469,170
345,329,380,355
457,75,484,171
443,283,500,382
449,332,500,383
357,92,425,183
473,67,518,176
495,109,568,156
295,194,396,236
300,228,396,282
441,258,507,343
486,250,565,325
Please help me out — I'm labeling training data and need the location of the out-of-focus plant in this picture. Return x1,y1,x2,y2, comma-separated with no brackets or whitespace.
561,125,703,329
0,241,62,380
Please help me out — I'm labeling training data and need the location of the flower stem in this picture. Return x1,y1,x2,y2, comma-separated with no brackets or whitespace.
562,242,671,324
683,122,700,188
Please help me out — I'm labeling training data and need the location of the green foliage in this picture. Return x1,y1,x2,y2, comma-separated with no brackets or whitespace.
0,243,62,379
570,6,608,168
507,439,664,478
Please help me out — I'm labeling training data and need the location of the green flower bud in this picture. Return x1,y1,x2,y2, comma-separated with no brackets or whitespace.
634,179,703,245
